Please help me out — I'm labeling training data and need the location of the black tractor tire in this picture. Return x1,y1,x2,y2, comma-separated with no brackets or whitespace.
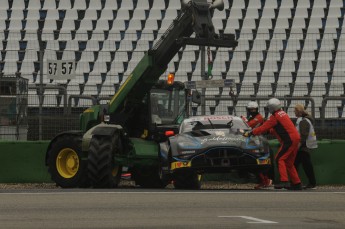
88,135,122,188
173,171,202,190
47,135,89,188
132,167,169,189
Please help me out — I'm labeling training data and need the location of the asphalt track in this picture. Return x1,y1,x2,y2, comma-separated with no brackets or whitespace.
0,188,345,229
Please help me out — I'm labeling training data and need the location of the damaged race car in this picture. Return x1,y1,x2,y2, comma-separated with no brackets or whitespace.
160,115,272,189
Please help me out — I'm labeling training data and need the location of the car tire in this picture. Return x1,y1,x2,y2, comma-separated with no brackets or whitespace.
173,171,202,190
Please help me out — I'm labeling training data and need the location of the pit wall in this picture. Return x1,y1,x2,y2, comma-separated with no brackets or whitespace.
0,140,344,184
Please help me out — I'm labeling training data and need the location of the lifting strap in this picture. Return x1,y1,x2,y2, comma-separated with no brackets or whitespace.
207,46,213,79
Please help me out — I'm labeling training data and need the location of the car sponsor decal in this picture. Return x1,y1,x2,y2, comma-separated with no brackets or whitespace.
180,150,196,154
256,158,271,165
201,136,231,144
214,131,225,136
202,116,233,121
171,161,191,170
185,115,233,123
200,136,242,144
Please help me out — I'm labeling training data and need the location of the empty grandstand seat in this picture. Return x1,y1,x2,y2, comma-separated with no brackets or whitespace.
213,17,225,32
291,17,307,31
151,0,167,10
116,8,132,20
25,0,41,10
241,18,258,30
64,9,78,20
324,17,341,31
0,0,344,121
110,19,127,32
99,9,116,21
83,9,99,20
77,19,94,32
275,18,290,30
93,20,109,32
103,0,119,10
328,7,342,18
136,0,151,10
42,1,57,10
148,8,163,20
126,19,144,33
229,7,244,20
296,0,310,8
56,0,72,9
10,0,26,9
7,19,24,31
168,1,181,9
331,0,344,7
87,0,102,10
10,9,25,19
45,9,60,20
224,17,239,34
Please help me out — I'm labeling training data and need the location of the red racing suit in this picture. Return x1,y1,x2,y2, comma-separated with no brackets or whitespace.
252,110,301,184
247,113,270,186
247,113,264,129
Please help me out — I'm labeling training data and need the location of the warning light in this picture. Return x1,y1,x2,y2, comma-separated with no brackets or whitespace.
165,130,175,137
167,73,175,85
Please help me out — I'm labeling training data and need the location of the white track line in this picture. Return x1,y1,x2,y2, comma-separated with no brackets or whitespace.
218,215,278,224
0,191,344,195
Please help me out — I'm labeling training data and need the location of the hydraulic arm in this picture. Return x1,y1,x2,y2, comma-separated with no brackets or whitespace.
81,0,237,132
107,0,237,113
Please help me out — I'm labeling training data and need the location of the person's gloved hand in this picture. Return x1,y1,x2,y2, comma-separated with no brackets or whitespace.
243,131,253,137
240,115,248,122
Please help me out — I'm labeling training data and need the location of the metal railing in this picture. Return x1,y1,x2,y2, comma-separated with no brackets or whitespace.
1,31,345,140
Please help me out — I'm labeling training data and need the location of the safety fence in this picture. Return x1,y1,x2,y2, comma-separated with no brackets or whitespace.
1,83,345,140
1,32,345,140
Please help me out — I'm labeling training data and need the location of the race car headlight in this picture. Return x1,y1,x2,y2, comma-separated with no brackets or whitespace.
245,137,261,147
244,137,264,153
245,148,261,153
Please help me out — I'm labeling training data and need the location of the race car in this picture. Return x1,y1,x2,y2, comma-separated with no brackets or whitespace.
159,115,272,189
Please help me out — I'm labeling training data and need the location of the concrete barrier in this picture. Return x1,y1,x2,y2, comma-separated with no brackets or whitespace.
0,141,51,183
269,139,345,185
0,140,344,184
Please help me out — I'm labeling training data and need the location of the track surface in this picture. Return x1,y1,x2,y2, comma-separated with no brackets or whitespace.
0,185,345,229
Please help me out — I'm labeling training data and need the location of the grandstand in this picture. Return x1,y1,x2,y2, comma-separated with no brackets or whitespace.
1,0,345,140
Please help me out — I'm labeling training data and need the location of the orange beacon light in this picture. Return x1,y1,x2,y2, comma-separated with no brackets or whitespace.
167,73,175,85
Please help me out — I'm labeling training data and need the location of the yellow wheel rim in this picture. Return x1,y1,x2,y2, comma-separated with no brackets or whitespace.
56,148,80,178
197,174,202,181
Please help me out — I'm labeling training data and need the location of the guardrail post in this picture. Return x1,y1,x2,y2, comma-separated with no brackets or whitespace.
37,29,44,140
200,45,206,115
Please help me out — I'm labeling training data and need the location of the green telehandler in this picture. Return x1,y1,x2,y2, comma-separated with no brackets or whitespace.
45,0,237,188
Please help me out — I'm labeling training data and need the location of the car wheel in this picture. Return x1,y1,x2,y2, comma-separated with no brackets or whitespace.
132,167,169,188
173,171,202,190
